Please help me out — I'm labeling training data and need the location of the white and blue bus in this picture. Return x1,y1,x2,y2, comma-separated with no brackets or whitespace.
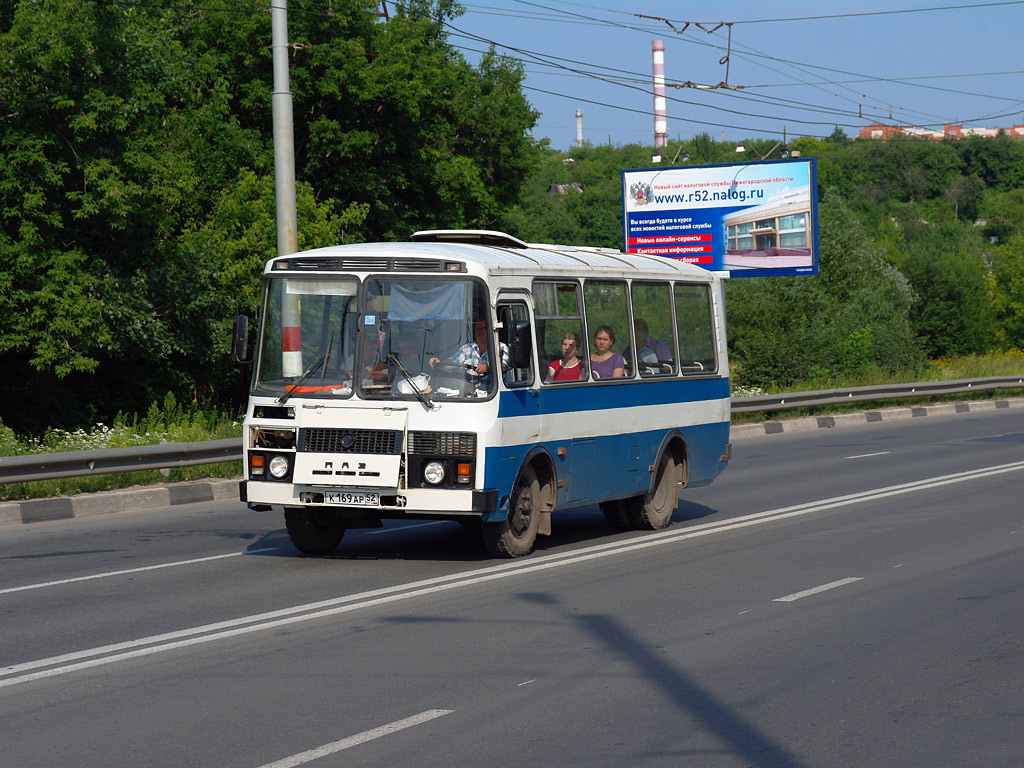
234,230,730,557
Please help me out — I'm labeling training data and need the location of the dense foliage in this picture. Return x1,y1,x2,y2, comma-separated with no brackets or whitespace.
3,2,1023,438
1,0,537,434
499,132,1024,387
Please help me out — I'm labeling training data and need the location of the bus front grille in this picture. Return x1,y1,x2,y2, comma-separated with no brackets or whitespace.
300,428,402,455
408,431,476,457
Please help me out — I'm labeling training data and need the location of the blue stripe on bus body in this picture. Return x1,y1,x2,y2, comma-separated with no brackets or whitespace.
482,418,730,523
497,376,730,418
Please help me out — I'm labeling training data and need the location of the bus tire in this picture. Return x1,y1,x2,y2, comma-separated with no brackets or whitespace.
284,508,346,555
482,464,543,558
628,450,678,530
600,499,632,530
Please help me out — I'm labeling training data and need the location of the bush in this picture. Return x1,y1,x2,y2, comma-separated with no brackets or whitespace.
0,393,241,502
728,191,925,388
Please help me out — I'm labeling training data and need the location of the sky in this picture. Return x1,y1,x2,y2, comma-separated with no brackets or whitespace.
444,0,1024,151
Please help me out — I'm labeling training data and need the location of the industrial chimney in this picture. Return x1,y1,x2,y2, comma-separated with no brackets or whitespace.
652,40,667,147
576,108,583,147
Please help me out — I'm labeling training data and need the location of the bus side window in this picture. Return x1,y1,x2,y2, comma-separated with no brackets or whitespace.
630,282,676,376
674,283,717,374
534,280,586,385
583,280,630,380
498,302,534,387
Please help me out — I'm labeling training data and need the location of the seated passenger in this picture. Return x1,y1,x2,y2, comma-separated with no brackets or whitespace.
630,318,672,372
546,331,583,382
590,325,625,379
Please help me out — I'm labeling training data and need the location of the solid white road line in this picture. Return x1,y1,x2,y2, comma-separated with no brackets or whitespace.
256,710,453,768
0,549,278,595
3,459,1022,689
774,578,864,602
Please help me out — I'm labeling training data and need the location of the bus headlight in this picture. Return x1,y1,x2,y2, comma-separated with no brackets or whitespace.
423,461,446,485
268,455,291,479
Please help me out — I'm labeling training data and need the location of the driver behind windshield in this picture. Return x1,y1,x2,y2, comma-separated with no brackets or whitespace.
386,327,431,392
429,317,509,391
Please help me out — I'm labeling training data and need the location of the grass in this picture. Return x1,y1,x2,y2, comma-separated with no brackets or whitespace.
0,393,242,502
2,351,1023,502
730,349,1024,423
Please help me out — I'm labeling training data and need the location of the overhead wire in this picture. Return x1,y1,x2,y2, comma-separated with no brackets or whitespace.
444,24,862,133
455,2,927,129
104,0,1024,139
488,0,1024,132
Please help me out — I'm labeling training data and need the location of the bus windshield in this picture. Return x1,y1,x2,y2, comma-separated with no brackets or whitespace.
358,277,497,400
254,275,496,400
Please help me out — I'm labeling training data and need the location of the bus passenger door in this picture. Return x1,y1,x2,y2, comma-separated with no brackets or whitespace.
494,298,542,512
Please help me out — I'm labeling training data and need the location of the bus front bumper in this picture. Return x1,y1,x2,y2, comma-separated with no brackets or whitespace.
240,480,497,515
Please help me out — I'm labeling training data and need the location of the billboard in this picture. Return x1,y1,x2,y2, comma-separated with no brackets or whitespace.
622,157,818,277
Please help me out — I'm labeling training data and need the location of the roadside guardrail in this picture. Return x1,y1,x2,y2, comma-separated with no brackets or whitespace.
0,438,240,485
2,376,1023,485
729,375,1024,413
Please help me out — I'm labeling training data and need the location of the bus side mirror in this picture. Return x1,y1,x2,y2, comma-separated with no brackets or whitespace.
509,320,532,368
232,314,253,365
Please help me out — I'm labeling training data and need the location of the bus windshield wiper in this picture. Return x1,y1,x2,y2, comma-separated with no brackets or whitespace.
277,335,334,405
390,353,434,409
277,352,328,405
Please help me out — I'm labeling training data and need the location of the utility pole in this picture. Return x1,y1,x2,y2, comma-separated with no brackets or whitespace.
270,1,301,376
271,0,298,258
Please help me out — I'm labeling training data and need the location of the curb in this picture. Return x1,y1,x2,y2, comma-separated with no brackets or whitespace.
730,397,1024,439
0,478,240,529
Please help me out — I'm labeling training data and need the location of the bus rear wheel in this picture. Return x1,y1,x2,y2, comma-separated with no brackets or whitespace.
482,464,543,558
628,450,678,530
284,508,346,555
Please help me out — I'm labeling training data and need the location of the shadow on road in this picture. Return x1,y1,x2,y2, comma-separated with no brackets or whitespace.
519,592,810,768
244,497,721,562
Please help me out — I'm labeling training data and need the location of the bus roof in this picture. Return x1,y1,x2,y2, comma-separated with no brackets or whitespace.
266,230,717,282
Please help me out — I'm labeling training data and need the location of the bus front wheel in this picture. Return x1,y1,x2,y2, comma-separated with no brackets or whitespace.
628,450,678,530
284,508,346,555
483,464,543,557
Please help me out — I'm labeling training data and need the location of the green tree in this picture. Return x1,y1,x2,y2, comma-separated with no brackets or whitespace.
898,222,998,357
500,142,658,248
978,187,1024,243
955,134,1024,191
0,0,540,434
727,191,923,387
944,173,985,221
992,233,1024,347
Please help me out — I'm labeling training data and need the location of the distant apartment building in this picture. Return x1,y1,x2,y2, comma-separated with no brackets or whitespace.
859,122,1024,141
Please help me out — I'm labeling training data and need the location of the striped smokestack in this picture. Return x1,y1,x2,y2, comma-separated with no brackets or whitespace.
652,40,667,147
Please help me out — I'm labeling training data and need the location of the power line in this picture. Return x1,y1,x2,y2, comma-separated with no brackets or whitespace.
498,2,1024,120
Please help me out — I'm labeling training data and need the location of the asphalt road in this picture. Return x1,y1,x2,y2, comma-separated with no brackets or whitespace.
1,410,1022,767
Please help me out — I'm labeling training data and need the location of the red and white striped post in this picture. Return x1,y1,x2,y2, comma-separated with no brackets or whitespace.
652,40,667,147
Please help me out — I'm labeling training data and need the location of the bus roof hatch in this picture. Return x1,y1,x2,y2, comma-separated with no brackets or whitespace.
410,230,529,249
